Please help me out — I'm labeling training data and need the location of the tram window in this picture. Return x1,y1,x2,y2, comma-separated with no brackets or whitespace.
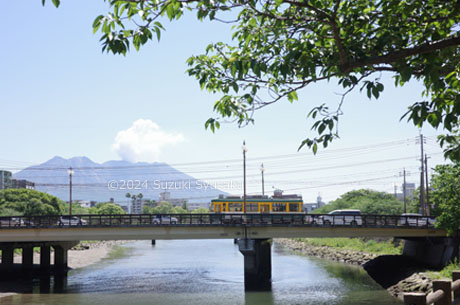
272,203,286,212
228,203,243,212
247,204,258,212
289,203,299,212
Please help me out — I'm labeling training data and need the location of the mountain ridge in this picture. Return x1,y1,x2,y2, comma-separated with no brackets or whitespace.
13,156,227,205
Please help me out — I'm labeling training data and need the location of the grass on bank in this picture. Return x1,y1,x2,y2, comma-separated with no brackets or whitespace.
293,237,403,255
427,259,460,280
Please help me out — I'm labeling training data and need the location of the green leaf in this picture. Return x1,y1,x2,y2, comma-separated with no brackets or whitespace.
92,15,104,34
154,27,161,41
318,123,325,135
287,91,298,103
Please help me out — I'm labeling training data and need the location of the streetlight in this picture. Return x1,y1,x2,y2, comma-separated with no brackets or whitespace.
242,141,247,214
260,163,265,196
68,167,74,216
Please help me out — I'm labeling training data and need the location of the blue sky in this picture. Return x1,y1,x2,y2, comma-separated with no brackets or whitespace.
0,1,448,202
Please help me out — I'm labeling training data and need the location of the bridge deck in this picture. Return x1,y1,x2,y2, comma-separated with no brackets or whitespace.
0,213,446,242
0,225,446,242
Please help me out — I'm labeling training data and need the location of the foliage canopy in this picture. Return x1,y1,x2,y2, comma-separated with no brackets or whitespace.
91,202,127,214
142,201,188,214
313,189,404,215
44,0,460,156
0,189,63,216
431,162,460,235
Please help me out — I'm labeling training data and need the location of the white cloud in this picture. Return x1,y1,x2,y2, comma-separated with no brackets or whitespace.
112,119,184,162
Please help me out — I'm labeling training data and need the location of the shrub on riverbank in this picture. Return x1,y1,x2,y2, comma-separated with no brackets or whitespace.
294,238,403,255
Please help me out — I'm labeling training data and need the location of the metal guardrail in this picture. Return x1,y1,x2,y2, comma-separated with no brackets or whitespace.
404,271,460,305
0,213,437,229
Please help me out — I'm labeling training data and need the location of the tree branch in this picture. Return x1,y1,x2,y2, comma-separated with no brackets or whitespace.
343,34,460,72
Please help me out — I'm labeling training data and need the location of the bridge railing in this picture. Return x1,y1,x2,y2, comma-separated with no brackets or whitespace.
404,271,460,305
0,213,437,229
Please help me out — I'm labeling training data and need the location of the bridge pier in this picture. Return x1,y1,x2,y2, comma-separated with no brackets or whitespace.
22,246,34,272
0,245,14,273
53,245,69,271
0,241,78,277
40,246,51,272
238,238,272,291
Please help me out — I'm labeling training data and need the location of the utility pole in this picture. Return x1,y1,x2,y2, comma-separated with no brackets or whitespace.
399,168,408,214
417,134,426,215
260,163,265,196
68,167,74,216
403,168,407,214
394,185,397,198
425,154,431,216
242,141,247,215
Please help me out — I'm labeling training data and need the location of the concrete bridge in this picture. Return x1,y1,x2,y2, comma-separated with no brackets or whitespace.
0,213,455,291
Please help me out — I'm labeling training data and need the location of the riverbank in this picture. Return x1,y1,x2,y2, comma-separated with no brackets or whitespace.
0,240,126,299
8,240,126,269
275,238,378,265
275,238,443,300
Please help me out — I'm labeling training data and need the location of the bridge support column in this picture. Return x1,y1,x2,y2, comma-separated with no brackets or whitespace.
53,245,68,271
22,246,34,272
238,238,271,291
40,246,51,271
1,245,14,272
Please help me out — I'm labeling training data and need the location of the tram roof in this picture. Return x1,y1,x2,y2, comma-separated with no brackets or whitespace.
211,198,303,203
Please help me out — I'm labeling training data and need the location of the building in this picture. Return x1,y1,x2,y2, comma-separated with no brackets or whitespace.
188,202,209,211
1,170,36,190
130,198,154,214
158,191,188,207
0,170,13,190
11,179,35,190
304,195,326,213
131,198,143,214
396,182,416,201
75,200,98,209
272,189,302,200
121,205,129,213
159,191,171,202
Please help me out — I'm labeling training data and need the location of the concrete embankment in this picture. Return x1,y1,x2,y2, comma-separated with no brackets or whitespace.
275,238,440,300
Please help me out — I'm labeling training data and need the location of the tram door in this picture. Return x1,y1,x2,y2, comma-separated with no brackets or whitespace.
260,204,270,213
214,203,223,213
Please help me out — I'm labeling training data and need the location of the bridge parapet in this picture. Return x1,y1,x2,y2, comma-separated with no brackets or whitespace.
0,213,442,229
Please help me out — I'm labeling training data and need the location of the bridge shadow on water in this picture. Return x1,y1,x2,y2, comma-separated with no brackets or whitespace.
0,264,69,295
0,268,278,305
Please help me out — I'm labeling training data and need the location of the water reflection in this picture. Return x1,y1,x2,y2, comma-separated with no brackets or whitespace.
1,240,402,305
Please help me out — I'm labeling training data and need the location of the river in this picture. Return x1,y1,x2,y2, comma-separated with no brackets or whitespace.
2,239,402,305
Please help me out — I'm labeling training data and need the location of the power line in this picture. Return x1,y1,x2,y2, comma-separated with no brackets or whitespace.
0,138,419,171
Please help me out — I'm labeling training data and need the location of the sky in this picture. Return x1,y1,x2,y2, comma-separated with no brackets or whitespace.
0,1,450,203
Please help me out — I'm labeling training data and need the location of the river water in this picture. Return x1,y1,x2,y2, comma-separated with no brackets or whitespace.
2,240,401,305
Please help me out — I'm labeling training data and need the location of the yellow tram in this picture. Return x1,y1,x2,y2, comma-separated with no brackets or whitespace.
210,195,304,214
